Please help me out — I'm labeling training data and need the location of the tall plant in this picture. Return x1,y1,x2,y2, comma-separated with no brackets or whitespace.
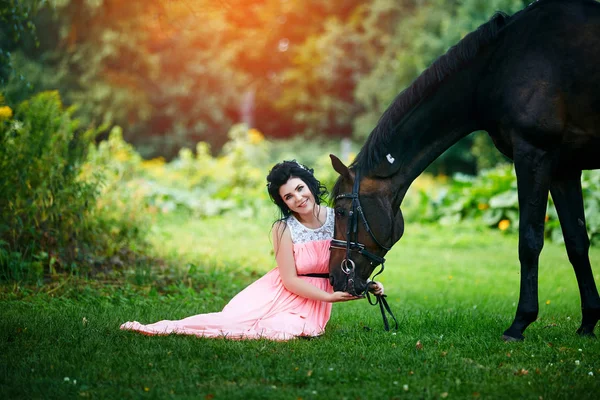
0,91,99,280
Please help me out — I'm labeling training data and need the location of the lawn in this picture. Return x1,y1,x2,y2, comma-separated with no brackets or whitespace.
2,211,600,399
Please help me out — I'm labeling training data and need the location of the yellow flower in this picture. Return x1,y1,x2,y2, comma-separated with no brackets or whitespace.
141,157,165,168
477,203,489,210
0,106,13,120
248,128,264,144
546,300,551,305
114,149,130,162
498,219,510,231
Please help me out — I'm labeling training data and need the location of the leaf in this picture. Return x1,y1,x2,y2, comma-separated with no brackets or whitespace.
481,209,502,226
489,190,518,208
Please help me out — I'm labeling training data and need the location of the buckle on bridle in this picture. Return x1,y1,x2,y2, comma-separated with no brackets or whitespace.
340,258,355,275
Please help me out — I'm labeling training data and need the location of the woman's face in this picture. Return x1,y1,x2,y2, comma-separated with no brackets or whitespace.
278,177,316,216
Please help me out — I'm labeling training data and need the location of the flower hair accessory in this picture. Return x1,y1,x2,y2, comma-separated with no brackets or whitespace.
266,159,313,189
292,160,307,170
288,159,313,174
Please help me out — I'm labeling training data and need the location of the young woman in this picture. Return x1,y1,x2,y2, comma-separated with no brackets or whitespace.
120,160,383,340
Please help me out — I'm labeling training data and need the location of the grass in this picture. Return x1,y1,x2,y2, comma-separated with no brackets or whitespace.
2,211,600,399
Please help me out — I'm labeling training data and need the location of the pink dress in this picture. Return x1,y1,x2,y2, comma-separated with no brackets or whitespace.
120,207,334,341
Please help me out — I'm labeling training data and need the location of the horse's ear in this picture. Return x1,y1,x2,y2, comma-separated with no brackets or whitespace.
330,154,351,179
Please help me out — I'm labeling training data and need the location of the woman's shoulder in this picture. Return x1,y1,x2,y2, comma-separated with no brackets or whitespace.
271,219,292,245
271,219,289,234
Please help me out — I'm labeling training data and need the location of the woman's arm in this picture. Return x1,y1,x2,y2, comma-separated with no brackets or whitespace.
272,222,359,303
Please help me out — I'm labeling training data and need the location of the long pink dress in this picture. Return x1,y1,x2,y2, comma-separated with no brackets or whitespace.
120,207,334,341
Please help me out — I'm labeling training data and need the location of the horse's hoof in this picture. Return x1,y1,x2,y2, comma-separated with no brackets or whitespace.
576,328,597,338
502,334,524,342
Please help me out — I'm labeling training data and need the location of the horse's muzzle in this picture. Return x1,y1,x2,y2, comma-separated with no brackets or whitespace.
347,277,368,296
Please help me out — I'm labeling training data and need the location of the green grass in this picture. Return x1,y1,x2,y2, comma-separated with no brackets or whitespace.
2,212,600,399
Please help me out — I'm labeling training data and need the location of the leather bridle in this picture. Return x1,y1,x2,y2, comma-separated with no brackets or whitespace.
329,169,398,331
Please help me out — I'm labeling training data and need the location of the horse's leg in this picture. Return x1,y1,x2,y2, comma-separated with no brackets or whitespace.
503,143,553,341
550,172,600,337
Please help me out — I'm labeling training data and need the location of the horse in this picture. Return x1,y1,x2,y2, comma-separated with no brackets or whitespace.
328,0,600,341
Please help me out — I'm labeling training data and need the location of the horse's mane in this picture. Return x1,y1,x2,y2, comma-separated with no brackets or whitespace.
350,11,512,176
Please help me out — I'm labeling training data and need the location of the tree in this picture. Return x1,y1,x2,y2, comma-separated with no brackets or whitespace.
0,0,43,84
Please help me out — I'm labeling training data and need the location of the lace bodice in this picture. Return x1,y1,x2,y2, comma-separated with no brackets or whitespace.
287,207,334,245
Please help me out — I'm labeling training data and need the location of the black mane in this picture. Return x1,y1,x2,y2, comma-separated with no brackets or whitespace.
351,11,511,175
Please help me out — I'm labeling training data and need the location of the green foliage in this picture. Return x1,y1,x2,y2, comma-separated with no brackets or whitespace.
81,126,153,261
3,0,540,174
412,163,600,244
414,163,519,229
471,130,512,171
0,0,42,84
87,124,273,219
0,92,155,281
0,91,99,280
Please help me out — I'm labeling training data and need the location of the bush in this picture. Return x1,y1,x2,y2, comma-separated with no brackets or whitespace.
0,91,99,280
120,124,273,218
80,126,153,262
412,163,600,245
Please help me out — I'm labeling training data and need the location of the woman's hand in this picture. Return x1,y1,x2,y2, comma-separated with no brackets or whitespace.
368,281,385,296
328,291,363,303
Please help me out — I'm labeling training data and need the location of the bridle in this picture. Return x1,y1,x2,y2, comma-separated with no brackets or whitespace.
329,169,398,331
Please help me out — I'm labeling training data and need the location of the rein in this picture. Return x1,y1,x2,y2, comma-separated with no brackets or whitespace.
330,170,398,331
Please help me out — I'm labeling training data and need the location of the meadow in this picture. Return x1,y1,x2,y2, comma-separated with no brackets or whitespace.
2,209,600,400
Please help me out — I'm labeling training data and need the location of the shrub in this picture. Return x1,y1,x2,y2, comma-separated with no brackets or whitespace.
80,126,153,262
0,91,99,280
412,163,600,244
130,124,273,218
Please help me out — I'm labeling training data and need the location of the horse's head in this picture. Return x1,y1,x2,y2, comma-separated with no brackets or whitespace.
328,154,405,295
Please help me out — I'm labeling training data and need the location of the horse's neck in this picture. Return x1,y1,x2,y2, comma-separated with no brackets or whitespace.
388,62,486,207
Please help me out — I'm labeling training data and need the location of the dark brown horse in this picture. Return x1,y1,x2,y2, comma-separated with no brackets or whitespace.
328,0,600,340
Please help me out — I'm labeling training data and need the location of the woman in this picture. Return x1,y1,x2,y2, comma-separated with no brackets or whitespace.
120,160,383,340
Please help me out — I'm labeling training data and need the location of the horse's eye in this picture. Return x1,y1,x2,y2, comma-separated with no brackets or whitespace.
335,207,346,217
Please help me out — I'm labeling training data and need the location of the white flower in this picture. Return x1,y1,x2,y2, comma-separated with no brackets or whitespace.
588,371,594,376
575,360,581,366
393,381,398,385
64,377,70,382
403,384,409,391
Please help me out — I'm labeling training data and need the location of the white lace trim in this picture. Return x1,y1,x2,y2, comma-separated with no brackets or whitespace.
287,207,334,244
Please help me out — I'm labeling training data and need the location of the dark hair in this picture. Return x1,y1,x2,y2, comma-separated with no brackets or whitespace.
266,160,328,221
